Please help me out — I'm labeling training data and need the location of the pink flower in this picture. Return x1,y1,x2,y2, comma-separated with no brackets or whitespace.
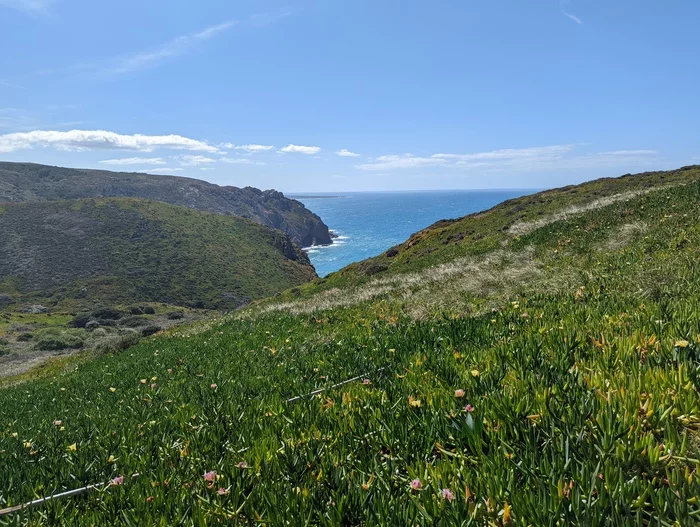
204,471,217,483
454,389,465,398
441,488,455,502
237,461,248,469
210,384,218,390
151,383,157,389
410,479,422,490
167,368,173,374
111,476,125,486
363,379,371,385
53,420,62,427
217,487,229,495
464,404,474,412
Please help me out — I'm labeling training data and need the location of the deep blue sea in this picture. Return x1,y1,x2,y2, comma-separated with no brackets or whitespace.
293,190,532,277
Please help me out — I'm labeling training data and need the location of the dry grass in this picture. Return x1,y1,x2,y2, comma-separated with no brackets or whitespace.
600,222,648,251
257,248,560,317
508,188,658,236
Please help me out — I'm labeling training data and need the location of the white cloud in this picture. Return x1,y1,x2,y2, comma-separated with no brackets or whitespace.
357,145,659,172
221,157,266,165
431,145,574,166
99,157,166,166
177,154,216,166
106,21,236,75
336,149,360,157
200,167,215,171
563,11,583,24
279,144,321,155
356,154,446,171
144,167,184,174
0,129,220,153
230,144,275,153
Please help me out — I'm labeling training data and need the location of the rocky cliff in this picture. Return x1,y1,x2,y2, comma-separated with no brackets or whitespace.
0,162,332,247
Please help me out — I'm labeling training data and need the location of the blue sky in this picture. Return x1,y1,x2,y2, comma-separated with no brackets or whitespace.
1,0,698,192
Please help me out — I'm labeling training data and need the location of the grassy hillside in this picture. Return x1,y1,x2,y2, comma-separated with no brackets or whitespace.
0,162,333,247
1,169,699,525
0,198,316,310
306,165,699,289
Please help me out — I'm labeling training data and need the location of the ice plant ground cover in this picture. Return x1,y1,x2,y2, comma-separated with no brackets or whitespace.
0,169,700,525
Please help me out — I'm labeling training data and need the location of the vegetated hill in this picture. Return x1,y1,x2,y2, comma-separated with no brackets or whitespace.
1,168,700,525
0,162,332,247
312,165,700,287
0,198,316,310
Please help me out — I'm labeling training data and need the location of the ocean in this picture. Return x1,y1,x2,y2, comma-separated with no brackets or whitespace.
294,190,533,277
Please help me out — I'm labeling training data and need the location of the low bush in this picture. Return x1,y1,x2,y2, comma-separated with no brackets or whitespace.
118,315,148,328
90,307,123,320
33,328,84,351
140,325,161,337
92,331,141,355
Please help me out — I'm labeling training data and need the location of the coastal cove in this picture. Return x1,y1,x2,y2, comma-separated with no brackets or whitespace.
295,190,532,276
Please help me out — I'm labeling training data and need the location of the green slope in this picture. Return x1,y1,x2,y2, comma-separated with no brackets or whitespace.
0,198,316,310
307,165,699,289
1,169,699,525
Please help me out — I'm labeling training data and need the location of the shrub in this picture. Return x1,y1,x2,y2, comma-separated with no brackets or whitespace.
33,328,84,351
119,315,148,328
16,333,33,342
166,311,184,320
140,325,161,337
143,306,156,315
93,332,141,355
91,307,124,320
69,313,93,328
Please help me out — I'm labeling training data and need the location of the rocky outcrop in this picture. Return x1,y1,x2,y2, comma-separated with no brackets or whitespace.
0,162,332,247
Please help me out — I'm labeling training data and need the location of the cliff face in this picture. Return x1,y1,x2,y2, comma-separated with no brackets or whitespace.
0,162,332,247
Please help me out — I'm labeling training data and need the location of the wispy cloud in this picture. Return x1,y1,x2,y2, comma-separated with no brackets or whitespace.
105,21,236,75
0,0,53,13
0,129,220,153
356,154,444,171
144,167,183,174
336,148,360,157
99,157,166,166
221,157,266,165
220,143,275,153
280,144,321,155
357,145,659,172
563,11,583,24
176,154,217,166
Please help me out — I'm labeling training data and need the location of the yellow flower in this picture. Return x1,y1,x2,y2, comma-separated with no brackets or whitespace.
675,340,689,348
471,369,480,377
109,387,117,392
24,442,32,449
11,432,18,438
140,379,147,384
108,455,116,463
68,443,77,452
408,396,421,408
502,502,513,524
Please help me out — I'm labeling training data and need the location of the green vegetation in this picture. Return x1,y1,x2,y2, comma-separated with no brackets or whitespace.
0,162,332,247
1,168,699,525
0,197,316,310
